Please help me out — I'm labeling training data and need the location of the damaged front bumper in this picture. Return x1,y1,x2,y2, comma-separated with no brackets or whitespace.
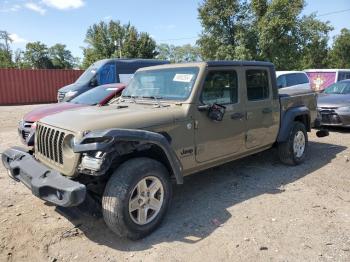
1,147,86,207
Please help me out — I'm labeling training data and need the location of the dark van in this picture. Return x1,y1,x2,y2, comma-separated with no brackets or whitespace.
57,59,169,102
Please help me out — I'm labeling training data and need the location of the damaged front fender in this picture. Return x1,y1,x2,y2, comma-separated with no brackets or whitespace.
73,129,183,184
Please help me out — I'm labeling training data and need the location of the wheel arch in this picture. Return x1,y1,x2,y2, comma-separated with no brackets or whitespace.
277,106,310,142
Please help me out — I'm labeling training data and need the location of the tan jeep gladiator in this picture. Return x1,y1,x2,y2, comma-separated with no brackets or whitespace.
2,61,325,240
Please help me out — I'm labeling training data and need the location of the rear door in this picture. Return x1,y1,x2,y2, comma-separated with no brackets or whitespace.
194,67,246,162
244,68,279,149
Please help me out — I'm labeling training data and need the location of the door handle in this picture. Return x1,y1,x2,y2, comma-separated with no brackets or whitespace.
262,108,272,114
231,112,245,120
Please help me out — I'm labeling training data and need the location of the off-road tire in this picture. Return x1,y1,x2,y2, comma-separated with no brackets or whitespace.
278,121,308,165
102,157,172,240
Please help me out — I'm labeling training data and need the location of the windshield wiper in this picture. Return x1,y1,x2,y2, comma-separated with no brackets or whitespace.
121,95,138,103
140,96,165,107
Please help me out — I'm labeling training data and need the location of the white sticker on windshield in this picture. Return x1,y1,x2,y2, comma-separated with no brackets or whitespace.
106,88,119,91
173,74,194,83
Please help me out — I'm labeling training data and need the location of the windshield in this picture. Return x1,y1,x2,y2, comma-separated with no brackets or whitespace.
70,85,120,105
122,67,199,100
75,60,105,84
323,82,350,94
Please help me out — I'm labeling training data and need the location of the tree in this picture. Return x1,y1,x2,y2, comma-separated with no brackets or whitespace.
0,30,14,68
254,0,305,70
156,43,201,63
23,41,53,69
82,20,158,68
299,14,333,69
197,0,257,60
49,43,75,69
328,28,350,68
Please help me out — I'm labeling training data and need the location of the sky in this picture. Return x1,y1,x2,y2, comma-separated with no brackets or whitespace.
0,0,349,59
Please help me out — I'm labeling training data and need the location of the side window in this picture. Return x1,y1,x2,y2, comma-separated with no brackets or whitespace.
298,73,309,84
246,69,269,101
277,75,286,88
201,70,238,105
286,74,298,86
286,73,309,86
99,63,116,85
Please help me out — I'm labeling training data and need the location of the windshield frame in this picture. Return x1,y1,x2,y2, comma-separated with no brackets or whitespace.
121,66,200,102
75,60,106,84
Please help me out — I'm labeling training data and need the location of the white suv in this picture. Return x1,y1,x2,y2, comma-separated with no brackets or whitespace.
276,71,311,90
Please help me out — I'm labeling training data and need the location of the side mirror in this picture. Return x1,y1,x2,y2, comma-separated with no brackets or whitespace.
90,76,98,87
277,84,283,89
198,103,226,121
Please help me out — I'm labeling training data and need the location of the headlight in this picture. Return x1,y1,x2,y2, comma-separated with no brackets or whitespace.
337,106,350,112
65,91,78,99
31,122,37,130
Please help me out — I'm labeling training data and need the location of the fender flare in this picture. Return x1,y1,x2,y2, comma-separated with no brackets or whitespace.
73,129,183,184
277,106,310,142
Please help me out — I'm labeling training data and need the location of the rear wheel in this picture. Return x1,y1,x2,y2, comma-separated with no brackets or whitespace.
278,121,308,165
102,157,172,240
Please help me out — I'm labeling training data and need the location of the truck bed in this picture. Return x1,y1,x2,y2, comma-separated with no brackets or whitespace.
279,88,318,128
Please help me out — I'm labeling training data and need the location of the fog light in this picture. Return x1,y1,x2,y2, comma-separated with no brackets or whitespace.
81,155,103,172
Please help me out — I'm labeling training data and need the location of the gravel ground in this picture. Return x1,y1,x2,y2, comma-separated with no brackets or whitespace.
0,104,349,262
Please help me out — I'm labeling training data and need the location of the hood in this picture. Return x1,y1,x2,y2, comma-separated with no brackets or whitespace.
24,102,87,122
40,102,188,134
58,82,86,93
317,93,350,108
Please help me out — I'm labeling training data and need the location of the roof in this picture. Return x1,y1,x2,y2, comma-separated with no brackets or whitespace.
100,58,169,65
276,71,307,77
206,60,274,67
304,69,350,72
137,60,275,71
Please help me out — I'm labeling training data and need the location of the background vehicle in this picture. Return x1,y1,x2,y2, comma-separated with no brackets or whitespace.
276,71,311,90
57,59,169,102
305,69,350,91
317,79,350,127
3,61,322,240
19,83,125,146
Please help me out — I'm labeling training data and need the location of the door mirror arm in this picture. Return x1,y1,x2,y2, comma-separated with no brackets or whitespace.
197,104,211,111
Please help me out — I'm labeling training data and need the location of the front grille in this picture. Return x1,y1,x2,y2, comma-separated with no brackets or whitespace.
58,91,65,102
36,124,65,164
321,113,342,124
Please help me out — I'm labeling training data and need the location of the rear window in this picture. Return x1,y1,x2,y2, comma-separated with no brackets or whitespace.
338,72,350,81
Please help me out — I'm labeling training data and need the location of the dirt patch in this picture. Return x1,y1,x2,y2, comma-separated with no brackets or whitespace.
0,105,349,261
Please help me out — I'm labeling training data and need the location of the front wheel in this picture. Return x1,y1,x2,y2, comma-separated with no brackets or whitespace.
102,157,172,240
278,121,308,165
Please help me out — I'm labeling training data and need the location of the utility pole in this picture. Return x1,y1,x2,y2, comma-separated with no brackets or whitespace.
114,40,122,58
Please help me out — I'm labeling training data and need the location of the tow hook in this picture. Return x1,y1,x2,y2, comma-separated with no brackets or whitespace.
316,129,329,138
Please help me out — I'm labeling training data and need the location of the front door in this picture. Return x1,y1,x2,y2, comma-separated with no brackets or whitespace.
194,68,246,163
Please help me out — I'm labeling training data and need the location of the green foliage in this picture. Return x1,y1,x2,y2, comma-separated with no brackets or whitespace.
197,0,338,70
82,20,158,69
255,0,305,69
328,28,350,68
156,43,201,63
23,41,53,69
299,14,333,69
0,30,14,68
197,0,257,60
49,43,76,69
